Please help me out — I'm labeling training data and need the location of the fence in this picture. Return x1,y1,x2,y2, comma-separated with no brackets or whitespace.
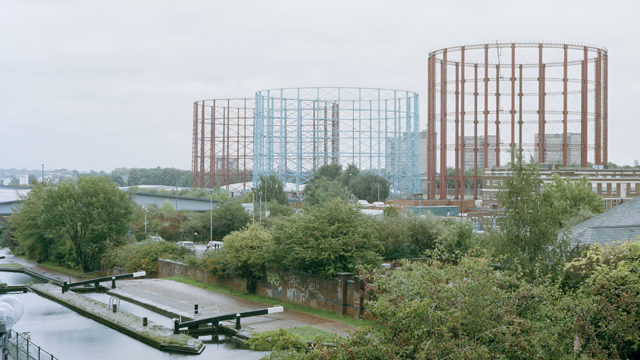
7,330,59,360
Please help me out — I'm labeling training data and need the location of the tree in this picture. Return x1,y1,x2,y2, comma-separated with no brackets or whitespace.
338,163,360,187
489,151,568,279
223,224,272,293
210,201,251,240
542,174,604,228
255,175,287,205
312,163,342,183
8,181,55,259
303,178,351,207
160,200,175,212
39,176,134,271
269,198,383,278
348,171,390,203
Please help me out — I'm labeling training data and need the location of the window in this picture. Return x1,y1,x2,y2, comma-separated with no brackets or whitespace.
631,184,636,193
492,193,497,200
486,180,491,187
499,180,504,186
612,200,617,208
492,180,498,186
612,185,617,194
592,186,597,193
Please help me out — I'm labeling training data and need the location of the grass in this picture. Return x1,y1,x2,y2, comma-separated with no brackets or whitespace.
286,326,334,341
165,276,376,329
16,256,85,277
0,263,24,269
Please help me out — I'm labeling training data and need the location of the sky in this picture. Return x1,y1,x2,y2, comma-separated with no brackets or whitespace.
1,0,639,172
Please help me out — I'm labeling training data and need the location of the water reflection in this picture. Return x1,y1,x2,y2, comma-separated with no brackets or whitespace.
0,272,269,360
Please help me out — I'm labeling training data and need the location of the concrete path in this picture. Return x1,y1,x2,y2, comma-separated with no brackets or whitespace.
0,249,356,337
110,279,355,337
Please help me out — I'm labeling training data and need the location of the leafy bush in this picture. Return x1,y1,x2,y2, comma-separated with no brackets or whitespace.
269,199,382,278
101,240,189,276
247,329,307,352
199,249,229,277
223,224,272,292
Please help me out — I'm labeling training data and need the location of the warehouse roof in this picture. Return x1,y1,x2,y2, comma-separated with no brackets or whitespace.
567,196,640,246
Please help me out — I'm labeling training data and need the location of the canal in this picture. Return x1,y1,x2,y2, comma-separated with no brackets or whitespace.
1,271,269,359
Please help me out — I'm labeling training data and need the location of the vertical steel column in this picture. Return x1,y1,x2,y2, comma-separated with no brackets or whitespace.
518,65,523,155
200,102,205,188
460,47,466,199
473,63,479,200
563,45,568,167
510,44,516,162
483,45,489,169
538,44,545,163
192,102,199,188
211,101,218,188
595,50,602,165
428,55,436,199
581,47,589,168
603,52,608,165
495,63,500,167
440,51,447,199
454,62,459,199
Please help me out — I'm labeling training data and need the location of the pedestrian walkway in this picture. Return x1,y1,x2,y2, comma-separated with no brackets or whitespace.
110,279,355,337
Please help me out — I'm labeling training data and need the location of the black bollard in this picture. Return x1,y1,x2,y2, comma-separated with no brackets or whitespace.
112,277,116,289
194,304,198,315
62,281,67,294
235,313,241,330
143,317,148,327
174,319,180,334
112,304,117,313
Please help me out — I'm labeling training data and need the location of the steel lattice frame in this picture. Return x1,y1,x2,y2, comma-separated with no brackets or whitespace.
192,98,254,190
427,42,608,200
254,87,420,196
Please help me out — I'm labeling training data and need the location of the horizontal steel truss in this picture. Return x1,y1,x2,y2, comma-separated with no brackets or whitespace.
254,88,421,196
427,43,608,200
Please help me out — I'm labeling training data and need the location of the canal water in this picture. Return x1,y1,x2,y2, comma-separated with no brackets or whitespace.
1,271,269,360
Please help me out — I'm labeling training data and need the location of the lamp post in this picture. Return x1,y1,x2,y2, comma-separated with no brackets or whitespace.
0,295,24,360
351,195,356,207
251,187,256,224
259,191,263,225
209,189,213,244
143,206,148,234
175,173,179,211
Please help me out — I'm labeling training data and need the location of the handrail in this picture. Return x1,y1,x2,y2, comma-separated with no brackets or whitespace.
62,271,146,293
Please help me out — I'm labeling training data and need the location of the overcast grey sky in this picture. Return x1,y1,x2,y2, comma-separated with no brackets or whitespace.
1,0,639,172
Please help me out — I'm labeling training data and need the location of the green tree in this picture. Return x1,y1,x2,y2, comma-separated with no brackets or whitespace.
269,198,383,278
348,171,390,203
338,163,360,187
489,151,568,279
39,176,134,271
312,163,343,183
8,181,54,259
160,200,175,212
303,178,351,207
255,175,287,205
210,201,251,240
224,224,272,293
542,174,604,228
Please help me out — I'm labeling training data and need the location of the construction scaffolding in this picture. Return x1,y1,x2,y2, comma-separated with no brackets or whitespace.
253,87,420,197
427,42,608,200
191,99,254,190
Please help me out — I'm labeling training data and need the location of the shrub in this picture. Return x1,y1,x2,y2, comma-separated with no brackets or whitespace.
246,329,307,352
199,249,229,277
101,240,189,276
270,198,382,278
223,224,272,292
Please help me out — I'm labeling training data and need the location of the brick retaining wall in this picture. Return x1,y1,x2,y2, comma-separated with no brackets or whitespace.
158,259,366,319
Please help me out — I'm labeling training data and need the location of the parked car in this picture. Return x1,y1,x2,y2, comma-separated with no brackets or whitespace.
179,241,196,253
206,241,224,251
149,236,163,242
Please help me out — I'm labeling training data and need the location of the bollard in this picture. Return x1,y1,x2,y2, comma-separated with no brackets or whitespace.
112,304,117,313
173,319,180,334
62,281,67,294
112,276,116,289
143,317,148,327
235,313,241,330
194,304,198,315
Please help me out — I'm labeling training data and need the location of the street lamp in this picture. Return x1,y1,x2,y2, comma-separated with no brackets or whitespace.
351,195,356,207
251,187,256,224
143,206,148,234
209,189,214,244
0,295,24,360
259,191,263,226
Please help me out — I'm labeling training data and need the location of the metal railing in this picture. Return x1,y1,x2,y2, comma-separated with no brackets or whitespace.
7,330,59,360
